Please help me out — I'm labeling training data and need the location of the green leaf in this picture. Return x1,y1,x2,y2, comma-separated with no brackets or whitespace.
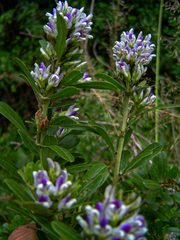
83,162,107,180
8,205,34,221
51,116,77,126
166,227,180,237
95,73,126,91
49,145,74,162
124,143,162,173
137,164,149,179
120,150,131,174
78,174,107,202
56,11,67,63
167,166,179,179
151,152,167,182
42,136,58,170
0,156,23,181
5,179,33,201
18,130,39,155
0,102,33,142
74,81,118,90
123,129,133,147
60,70,83,86
39,40,53,52
59,134,80,149
143,179,161,189
142,104,180,114
66,163,89,173
146,191,156,204
58,123,98,134
22,202,52,216
130,172,143,187
47,87,80,101
93,125,114,152
14,58,40,93
51,221,83,240
33,215,59,239
160,190,174,205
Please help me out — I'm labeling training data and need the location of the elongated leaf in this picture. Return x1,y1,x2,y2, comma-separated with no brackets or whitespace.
18,130,39,155
33,215,59,239
152,152,167,182
60,70,83,86
51,116,77,126
0,102,33,141
58,123,98,134
0,156,23,181
56,11,67,63
8,204,34,221
66,163,89,173
59,134,80,149
168,166,179,179
124,143,162,173
94,125,114,152
83,162,107,180
51,221,83,240
74,81,118,90
123,129,133,147
130,173,143,186
143,179,160,189
49,145,74,162
160,190,174,205
143,104,180,114
42,136,58,170
23,202,52,216
95,73,126,91
146,191,156,204
5,179,33,201
15,58,40,93
120,150,131,174
47,87,80,101
78,174,107,202
166,227,180,237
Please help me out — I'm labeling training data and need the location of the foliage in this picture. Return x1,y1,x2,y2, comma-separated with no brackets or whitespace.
0,0,180,240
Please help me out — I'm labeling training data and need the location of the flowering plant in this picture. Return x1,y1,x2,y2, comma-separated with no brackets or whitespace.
0,1,180,240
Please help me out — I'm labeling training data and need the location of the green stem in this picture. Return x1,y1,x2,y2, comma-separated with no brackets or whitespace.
113,94,129,186
155,0,163,142
39,100,50,166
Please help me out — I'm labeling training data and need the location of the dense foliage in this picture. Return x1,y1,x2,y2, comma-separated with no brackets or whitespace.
0,0,180,240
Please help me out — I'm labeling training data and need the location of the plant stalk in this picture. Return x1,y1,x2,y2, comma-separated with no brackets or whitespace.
155,0,163,142
113,94,129,186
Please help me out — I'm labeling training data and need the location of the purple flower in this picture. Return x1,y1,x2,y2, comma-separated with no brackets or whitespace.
30,62,51,88
76,185,148,240
44,1,93,42
78,73,92,82
113,28,156,83
32,162,77,211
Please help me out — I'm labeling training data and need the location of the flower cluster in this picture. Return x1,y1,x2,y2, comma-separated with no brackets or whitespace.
76,185,148,240
132,86,156,107
112,28,156,84
33,158,77,211
44,0,93,43
30,62,63,90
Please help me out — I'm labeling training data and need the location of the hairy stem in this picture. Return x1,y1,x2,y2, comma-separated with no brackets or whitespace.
155,0,163,142
113,94,129,186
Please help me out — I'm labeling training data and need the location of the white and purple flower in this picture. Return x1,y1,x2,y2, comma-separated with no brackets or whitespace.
76,185,148,240
32,159,77,211
44,1,93,43
30,62,51,88
112,28,156,83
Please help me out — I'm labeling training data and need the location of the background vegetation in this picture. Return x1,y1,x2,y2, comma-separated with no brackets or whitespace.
0,0,180,239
